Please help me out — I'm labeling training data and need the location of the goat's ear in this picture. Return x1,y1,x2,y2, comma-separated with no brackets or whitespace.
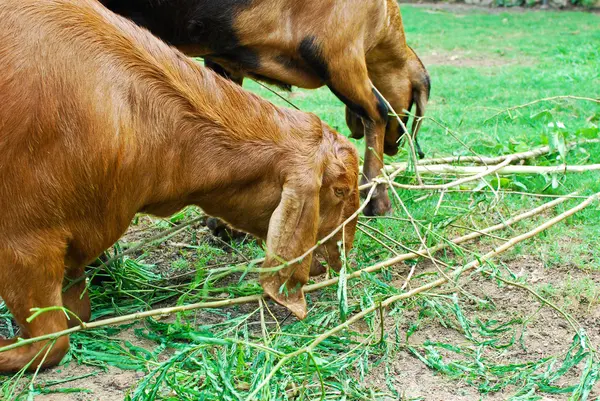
407,50,431,159
260,178,320,320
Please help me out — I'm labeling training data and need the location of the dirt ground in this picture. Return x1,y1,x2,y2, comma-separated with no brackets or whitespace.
418,49,532,68
401,1,600,14
361,256,600,400
6,233,597,401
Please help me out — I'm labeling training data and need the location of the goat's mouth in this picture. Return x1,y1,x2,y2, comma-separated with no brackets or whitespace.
384,141,400,156
310,254,328,276
311,238,343,274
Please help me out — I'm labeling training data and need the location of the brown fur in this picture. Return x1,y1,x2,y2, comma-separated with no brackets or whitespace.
0,0,359,372
100,0,431,216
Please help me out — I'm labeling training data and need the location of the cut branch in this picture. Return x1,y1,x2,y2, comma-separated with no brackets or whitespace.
416,138,600,166
389,157,515,190
385,162,600,179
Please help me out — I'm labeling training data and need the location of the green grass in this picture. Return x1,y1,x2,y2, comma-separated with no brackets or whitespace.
1,5,600,401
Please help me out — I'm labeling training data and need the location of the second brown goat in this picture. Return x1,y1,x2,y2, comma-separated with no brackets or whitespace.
101,0,431,216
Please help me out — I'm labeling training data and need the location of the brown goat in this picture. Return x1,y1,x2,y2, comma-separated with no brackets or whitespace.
0,0,359,372
101,0,431,216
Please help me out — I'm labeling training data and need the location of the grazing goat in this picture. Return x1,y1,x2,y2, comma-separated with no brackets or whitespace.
100,0,431,216
0,0,359,372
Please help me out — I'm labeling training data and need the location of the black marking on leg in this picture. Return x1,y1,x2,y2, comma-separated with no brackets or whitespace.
372,88,389,123
408,45,432,99
298,36,330,81
416,139,425,159
423,73,432,99
329,86,368,120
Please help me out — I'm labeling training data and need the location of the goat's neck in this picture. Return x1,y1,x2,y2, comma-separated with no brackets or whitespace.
133,89,283,219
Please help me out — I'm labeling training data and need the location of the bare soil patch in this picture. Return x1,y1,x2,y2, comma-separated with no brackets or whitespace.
354,254,600,400
400,2,599,14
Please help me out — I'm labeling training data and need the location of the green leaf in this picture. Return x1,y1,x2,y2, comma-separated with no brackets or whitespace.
576,127,599,139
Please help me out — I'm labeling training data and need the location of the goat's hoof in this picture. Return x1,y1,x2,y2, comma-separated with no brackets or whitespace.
205,217,247,241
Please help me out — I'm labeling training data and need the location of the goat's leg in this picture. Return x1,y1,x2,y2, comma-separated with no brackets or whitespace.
205,217,248,241
0,243,70,372
327,60,391,216
202,58,248,241
368,67,413,158
345,107,365,140
62,265,91,327
204,58,244,86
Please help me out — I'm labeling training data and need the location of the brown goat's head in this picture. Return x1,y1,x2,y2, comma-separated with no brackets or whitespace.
383,46,431,159
312,124,360,275
259,122,359,319
343,48,430,159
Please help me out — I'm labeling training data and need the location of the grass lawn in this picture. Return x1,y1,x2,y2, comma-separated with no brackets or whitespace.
1,4,600,401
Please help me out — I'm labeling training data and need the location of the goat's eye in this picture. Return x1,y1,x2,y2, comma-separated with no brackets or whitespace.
334,188,345,198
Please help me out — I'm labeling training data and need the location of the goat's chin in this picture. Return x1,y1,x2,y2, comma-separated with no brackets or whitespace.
310,258,327,277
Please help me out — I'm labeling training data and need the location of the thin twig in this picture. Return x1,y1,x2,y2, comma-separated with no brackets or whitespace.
249,79,301,111
485,95,600,122
442,190,589,200
386,163,600,178
416,138,600,166
356,226,400,256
